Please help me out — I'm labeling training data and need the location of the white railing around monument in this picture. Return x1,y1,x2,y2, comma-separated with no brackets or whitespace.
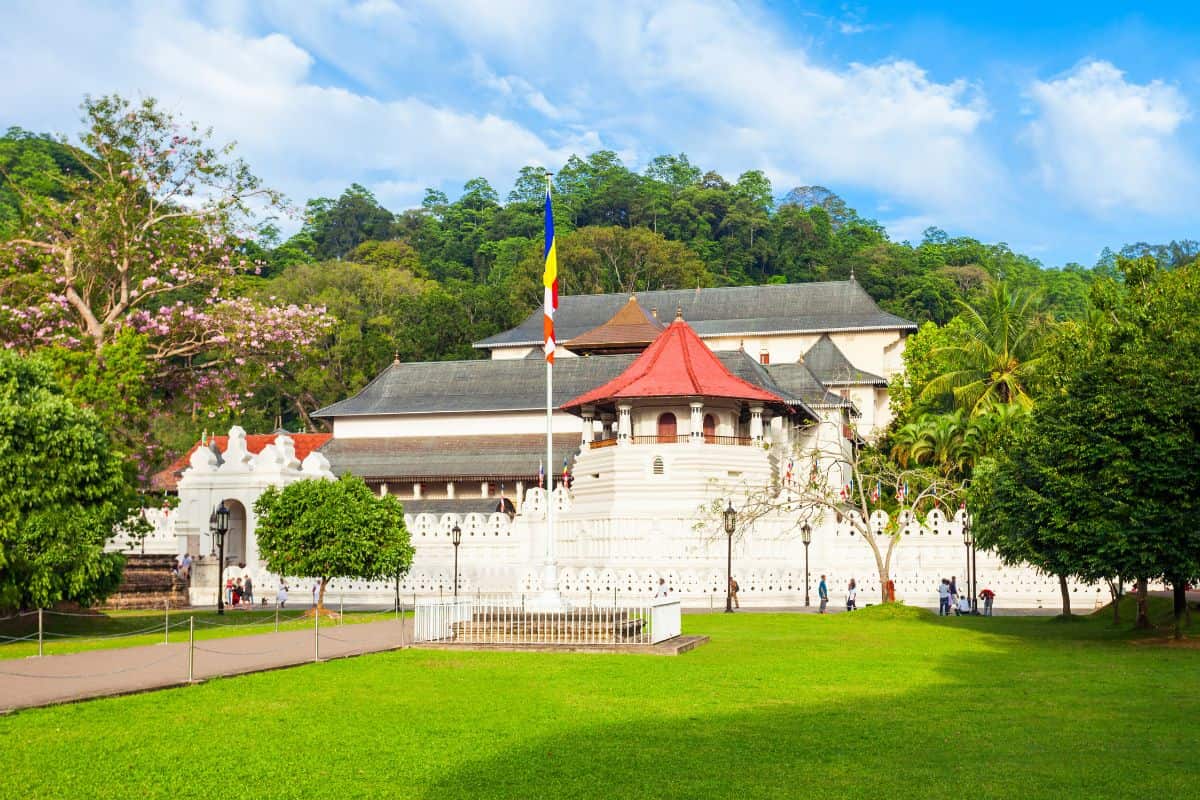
413,596,681,646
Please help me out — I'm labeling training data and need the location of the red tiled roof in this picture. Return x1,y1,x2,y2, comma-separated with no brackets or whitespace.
561,318,788,411
149,433,332,492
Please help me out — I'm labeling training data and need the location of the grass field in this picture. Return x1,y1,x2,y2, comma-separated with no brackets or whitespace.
0,607,402,660
1,600,1196,799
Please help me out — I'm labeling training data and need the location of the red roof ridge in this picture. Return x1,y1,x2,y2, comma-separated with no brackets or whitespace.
561,318,789,411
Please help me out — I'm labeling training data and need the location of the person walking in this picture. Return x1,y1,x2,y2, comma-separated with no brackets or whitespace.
949,575,959,606
979,587,995,616
654,578,670,599
277,582,289,609
243,574,254,606
818,575,829,613
845,579,857,611
224,576,234,606
938,578,951,616
233,577,243,607
728,577,740,610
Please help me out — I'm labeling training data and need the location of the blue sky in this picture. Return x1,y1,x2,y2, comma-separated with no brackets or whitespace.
2,1,1197,267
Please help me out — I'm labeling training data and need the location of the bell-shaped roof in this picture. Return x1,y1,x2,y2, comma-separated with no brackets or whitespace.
562,295,665,355
561,317,791,412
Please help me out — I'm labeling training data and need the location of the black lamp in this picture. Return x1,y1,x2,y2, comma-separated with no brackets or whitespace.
212,502,230,615
451,522,463,600
801,522,812,607
723,502,737,613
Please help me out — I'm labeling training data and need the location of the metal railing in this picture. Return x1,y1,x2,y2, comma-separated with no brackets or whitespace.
413,596,681,646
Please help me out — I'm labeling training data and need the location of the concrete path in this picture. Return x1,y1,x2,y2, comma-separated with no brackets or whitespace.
0,617,411,713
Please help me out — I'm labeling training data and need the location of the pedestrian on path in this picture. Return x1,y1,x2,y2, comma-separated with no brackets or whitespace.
938,579,951,616
225,577,234,606
655,578,670,599
277,582,289,608
979,587,995,616
818,575,829,613
728,577,740,609
949,576,959,605
845,579,857,612
243,575,254,606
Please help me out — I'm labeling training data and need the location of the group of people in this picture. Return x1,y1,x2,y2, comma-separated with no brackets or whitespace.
223,575,255,607
937,576,996,616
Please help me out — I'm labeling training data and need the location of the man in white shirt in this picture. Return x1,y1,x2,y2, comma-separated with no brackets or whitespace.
938,579,951,616
957,594,972,615
654,578,670,599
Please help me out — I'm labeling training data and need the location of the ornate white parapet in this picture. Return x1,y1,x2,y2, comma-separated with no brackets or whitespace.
617,404,632,446
689,401,704,445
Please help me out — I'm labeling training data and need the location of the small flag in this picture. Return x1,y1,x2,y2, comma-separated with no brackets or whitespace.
871,481,881,503
562,456,571,487
785,457,794,485
542,182,558,363
538,460,544,488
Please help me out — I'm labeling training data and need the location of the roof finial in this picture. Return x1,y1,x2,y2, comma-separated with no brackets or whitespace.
675,305,683,320
849,267,856,282
392,352,400,366
651,306,658,319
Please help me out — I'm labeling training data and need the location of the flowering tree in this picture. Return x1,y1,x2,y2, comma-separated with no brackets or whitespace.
699,422,964,604
0,96,328,371
0,95,331,461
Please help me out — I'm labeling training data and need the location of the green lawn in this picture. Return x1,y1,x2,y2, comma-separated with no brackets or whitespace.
0,607,402,659
1,603,1196,799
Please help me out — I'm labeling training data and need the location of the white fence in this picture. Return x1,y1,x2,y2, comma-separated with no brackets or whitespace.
413,596,682,646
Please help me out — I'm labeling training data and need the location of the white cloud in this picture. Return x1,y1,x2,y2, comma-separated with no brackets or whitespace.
0,8,574,214
1026,60,1195,214
425,0,997,213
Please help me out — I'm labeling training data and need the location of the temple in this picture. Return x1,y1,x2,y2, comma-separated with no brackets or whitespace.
142,280,1098,609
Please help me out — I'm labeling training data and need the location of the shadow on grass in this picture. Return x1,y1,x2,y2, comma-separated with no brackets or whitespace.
416,616,1200,799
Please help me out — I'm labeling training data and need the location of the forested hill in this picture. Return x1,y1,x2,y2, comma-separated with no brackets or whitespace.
1,105,1195,470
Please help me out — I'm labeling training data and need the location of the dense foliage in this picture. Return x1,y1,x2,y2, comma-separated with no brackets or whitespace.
972,258,1200,625
0,351,140,610
253,475,414,611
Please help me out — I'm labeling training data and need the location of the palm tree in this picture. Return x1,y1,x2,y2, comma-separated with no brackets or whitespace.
909,411,966,477
920,282,1048,415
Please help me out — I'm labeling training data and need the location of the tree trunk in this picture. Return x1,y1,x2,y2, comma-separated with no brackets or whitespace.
317,577,328,612
1058,574,1071,617
1106,579,1120,625
1172,577,1187,640
1134,577,1151,629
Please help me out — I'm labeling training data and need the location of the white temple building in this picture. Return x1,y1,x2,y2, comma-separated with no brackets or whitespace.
148,280,1106,610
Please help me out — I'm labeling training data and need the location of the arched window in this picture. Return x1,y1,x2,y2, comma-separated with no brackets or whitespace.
703,413,717,443
657,412,677,443
652,456,665,475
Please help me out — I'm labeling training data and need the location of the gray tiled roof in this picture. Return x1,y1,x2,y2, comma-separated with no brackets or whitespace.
322,434,580,481
475,280,916,350
368,497,515,516
761,362,850,408
314,351,833,420
802,334,887,386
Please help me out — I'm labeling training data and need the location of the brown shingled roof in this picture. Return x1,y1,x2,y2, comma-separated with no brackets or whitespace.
562,295,665,355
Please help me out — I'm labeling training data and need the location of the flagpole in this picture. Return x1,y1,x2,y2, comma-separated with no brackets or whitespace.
542,171,560,605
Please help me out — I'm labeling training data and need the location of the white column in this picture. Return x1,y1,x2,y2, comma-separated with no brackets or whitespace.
617,404,632,446
446,482,455,499
516,481,525,512
689,401,704,445
750,405,764,443
581,405,595,449
413,483,422,499
379,482,388,497
601,412,615,441
480,481,489,498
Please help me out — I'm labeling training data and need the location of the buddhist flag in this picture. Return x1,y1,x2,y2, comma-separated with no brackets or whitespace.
543,184,558,362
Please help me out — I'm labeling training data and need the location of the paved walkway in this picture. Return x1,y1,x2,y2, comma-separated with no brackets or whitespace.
0,617,411,713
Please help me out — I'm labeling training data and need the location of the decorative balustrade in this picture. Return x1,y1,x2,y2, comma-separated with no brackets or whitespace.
413,596,681,646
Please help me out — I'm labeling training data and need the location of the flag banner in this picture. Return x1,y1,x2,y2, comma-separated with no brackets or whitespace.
543,185,558,363
538,459,544,489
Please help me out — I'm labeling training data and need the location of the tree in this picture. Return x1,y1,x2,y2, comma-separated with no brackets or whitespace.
302,183,397,260
0,351,141,610
973,258,1200,631
920,282,1048,415
254,475,414,613
700,424,963,604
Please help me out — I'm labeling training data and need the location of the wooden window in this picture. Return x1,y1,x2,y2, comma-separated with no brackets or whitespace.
703,413,717,443
657,412,677,443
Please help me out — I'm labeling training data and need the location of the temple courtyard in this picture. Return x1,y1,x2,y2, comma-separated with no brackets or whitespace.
2,600,1196,799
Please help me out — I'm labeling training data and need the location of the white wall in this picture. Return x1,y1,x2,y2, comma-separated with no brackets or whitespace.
334,411,586,439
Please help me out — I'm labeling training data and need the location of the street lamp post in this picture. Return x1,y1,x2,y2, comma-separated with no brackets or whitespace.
962,511,975,614
801,523,812,607
451,523,463,600
723,501,737,614
211,502,230,615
